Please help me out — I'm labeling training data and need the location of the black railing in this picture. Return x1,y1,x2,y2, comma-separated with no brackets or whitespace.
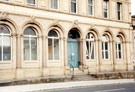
133,65,135,81
68,63,75,80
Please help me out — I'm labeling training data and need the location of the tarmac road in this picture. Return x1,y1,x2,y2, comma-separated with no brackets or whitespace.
48,83,135,92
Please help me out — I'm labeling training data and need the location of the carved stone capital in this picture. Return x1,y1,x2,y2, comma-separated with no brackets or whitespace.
53,19,59,25
30,15,36,23
0,11,8,20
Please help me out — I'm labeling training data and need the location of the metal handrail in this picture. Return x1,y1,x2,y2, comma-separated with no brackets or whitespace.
68,62,75,79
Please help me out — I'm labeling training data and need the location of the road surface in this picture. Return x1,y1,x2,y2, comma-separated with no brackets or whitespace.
47,83,135,92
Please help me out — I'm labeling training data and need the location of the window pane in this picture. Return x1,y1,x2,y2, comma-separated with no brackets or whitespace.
54,39,59,60
91,44,94,59
3,36,11,61
27,0,35,4
102,51,104,59
105,42,108,50
48,30,58,37
88,6,93,15
105,51,109,59
88,0,92,4
24,37,30,60
116,44,118,59
71,2,76,13
118,44,121,50
51,0,58,9
104,11,107,18
0,25,10,34
86,41,89,59
119,51,121,59
24,27,36,36
0,36,2,61
31,37,37,60
48,39,53,60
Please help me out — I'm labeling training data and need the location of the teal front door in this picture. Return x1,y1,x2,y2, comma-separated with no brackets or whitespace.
67,39,79,68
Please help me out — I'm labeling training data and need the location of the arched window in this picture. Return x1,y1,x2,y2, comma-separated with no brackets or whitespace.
116,36,122,59
0,24,11,61
48,30,59,60
102,35,109,59
86,33,95,59
23,27,37,61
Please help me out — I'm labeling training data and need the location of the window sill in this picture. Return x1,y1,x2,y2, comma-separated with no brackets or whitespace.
0,61,12,64
27,3,35,7
48,60,61,63
24,60,38,63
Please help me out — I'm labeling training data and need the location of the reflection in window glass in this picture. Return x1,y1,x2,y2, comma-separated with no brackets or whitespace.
31,37,37,60
48,39,53,60
23,27,37,61
48,30,59,60
116,36,122,59
27,0,35,5
3,36,11,61
71,0,76,13
88,0,94,15
24,37,30,60
102,35,109,59
0,25,11,62
54,39,59,60
51,0,58,9
86,33,95,60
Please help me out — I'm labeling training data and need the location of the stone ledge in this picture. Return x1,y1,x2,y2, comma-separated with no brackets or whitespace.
0,75,72,86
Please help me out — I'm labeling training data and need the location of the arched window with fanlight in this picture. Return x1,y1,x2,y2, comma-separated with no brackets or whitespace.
23,27,37,61
102,35,109,59
86,33,95,60
0,24,11,61
48,30,59,60
116,36,122,59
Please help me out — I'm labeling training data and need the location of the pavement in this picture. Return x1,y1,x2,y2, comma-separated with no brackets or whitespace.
0,79,134,92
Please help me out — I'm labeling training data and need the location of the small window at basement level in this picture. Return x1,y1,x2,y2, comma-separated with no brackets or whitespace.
27,0,35,5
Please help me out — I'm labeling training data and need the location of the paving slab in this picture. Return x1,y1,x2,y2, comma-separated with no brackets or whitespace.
0,79,134,92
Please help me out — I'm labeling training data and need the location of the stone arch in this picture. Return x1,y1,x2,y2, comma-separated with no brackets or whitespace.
46,24,64,38
0,18,18,35
67,26,83,39
22,21,43,37
117,31,127,42
85,28,99,40
102,28,114,41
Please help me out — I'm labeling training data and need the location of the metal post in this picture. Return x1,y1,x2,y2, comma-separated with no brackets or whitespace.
134,65,135,82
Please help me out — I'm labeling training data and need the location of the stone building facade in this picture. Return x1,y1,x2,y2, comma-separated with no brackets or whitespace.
0,0,133,81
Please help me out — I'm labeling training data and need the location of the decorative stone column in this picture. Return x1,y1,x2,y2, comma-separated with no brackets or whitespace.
112,40,115,72
97,39,101,72
64,37,70,75
16,33,24,79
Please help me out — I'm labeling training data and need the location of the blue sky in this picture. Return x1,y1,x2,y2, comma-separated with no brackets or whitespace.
132,0,135,15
